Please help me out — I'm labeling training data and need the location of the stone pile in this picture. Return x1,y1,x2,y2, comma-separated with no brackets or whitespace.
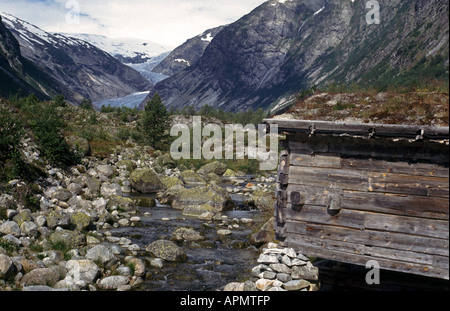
224,243,320,291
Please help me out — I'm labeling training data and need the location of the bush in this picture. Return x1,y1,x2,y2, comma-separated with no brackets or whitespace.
0,105,24,181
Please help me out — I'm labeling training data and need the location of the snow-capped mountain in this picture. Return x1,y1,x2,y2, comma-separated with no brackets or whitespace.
62,33,173,64
1,12,152,104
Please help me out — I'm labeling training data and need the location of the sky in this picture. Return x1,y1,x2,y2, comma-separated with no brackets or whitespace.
1,0,268,47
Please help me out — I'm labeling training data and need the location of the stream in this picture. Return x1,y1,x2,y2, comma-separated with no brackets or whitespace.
100,177,273,291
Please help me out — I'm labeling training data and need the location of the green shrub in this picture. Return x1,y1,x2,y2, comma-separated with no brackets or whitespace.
0,105,24,181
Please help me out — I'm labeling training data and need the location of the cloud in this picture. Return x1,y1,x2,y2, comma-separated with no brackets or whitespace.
1,0,267,46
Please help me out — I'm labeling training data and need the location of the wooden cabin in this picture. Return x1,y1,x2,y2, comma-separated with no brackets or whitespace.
264,119,449,280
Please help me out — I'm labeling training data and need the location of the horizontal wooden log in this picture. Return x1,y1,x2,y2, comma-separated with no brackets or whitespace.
290,153,342,168
286,237,449,280
285,221,449,257
265,119,449,140
288,134,449,164
369,172,449,197
288,166,369,192
285,205,449,239
342,191,449,220
341,157,449,178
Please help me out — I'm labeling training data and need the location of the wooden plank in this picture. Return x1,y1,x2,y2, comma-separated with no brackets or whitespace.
265,119,450,140
369,172,449,197
286,237,449,279
341,157,449,178
285,205,366,230
342,191,449,220
285,204,449,239
285,221,449,257
286,185,343,206
290,152,342,168
364,213,449,240
289,166,369,192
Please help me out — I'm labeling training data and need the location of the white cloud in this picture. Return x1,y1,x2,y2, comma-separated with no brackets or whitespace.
1,0,267,46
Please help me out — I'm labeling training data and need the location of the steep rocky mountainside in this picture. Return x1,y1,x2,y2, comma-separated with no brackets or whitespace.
152,25,226,77
1,13,152,104
0,16,64,99
141,0,449,113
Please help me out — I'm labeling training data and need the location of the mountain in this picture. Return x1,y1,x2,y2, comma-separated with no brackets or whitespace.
140,0,449,113
0,15,64,99
1,13,153,104
152,25,226,77
62,33,172,64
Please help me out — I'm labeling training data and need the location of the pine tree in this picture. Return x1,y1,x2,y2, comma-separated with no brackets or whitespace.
141,93,170,149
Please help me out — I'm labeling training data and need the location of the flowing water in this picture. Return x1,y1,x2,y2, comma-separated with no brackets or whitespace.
102,178,272,291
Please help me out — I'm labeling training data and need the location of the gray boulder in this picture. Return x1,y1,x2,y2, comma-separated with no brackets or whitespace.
129,168,166,193
20,267,61,287
47,211,70,230
197,161,227,176
98,275,129,290
0,254,15,279
146,239,187,262
85,245,117,268
0,221,21,237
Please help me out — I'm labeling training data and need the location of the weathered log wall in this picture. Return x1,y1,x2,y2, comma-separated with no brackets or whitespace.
273,128,449,280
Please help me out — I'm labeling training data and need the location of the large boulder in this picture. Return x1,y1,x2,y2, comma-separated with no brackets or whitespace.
49,229,86,248
96,164,115,178
179,170,206,185
20,267,61,287
173,184,234,213
100,183,123,197
69,212,92,231
197,161,227,176
47,211,71,230
129,168,166,193
146,239,187,262
64,259,101,285
0,254,15,279
85,245,117,268
0,221,21,237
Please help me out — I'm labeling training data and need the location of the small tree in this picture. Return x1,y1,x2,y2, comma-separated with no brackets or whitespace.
140,93,170,149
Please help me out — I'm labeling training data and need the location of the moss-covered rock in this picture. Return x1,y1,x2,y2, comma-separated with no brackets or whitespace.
250,189,276,212
146,239,187,262
173,184,234,212
129,168,166,193
197,161,227,176
107,195,136,212
179,170,206,185
47,211,70,230
70,212,91,231
223,169,237,177
12,210,33,227
65,135,91,157
133,197,156,208
49,229,86,248
161,176,184,189
116,160,136,172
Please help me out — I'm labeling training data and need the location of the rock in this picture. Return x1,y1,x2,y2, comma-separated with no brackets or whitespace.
20,221,38,237
149,258,164,268
118,219,129,226
0,221,21,237
179,170,206,185
98,275,129,290
223,282,244,291
0,194,16,219
173,184,234,212
277,273,292,282
223,169,237,177
269,263,291,274
100,183,123,197
161,176,184,189
127,258,146,277
0,254,14,279
217,229,232,236
65,260,101,285
197,161,227,176
257,254,279,264
282,279,311,291
250,217,274,247
291,262,319,281
146,239,187,262
67,183,83,195
49,229,86,248
250,190,276,212
97,165,115,178
20,267,61,287
12,210,32,226
52,189,73,202
85,245,117,268
251,264,269,277
20,259,42,273
172,227,204,242
116,160,136,172
47,211,70,230
133,197,156,208
129,168,166,193
255,279,282,291
1,234,21,246
107,196,136,212
85,177,101,195
69,212,91,231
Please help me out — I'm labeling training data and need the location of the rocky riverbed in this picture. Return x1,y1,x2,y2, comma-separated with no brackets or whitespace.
1,142,318,292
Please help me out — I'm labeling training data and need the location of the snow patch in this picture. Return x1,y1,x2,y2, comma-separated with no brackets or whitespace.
201,33,214,42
